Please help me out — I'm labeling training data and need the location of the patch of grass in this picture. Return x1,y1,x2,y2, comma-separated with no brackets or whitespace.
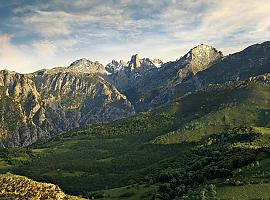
217,183,270,200
94,184,157,200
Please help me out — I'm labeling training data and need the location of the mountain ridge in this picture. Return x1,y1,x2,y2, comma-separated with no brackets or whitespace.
0,41,269,147
0,68,135,147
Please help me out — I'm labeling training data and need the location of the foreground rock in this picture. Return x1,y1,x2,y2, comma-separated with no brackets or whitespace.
0,173,84,200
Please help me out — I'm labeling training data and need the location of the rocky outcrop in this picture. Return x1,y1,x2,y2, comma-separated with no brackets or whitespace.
0,71,46,147
68,58,106,74
0,173,84,199
33,71,134,126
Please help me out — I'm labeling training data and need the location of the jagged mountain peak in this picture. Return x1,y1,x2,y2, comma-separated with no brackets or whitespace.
0,69,17,75
192,43,217,50
68,58,106,74
128,54,141,69
105,60,128,74
105,55,163,75
151,58,163,67
69,58,101,67
174,44,223,77
183,44,223,60
128,54,162,70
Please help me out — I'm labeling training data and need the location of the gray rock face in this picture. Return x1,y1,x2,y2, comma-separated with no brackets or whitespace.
0,70,47,147
140,42,270,110
0,65,135,147
176,44,223,80
105,60,127,74
68,58,106,74
197,41,270,85
36,58,106,75
143,45,223,109
112,44,223,111
105,54,162,91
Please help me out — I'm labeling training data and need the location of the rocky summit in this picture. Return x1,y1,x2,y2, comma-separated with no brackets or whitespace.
105,60,128,74
68,58,106,74
35,58,107,75
176,44,223,80
105,54,163,91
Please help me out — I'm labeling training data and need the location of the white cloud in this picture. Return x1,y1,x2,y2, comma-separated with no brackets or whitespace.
0,35,78,73
21,10,73,36
32,40,57,57
0,34,32,72
1,0,270,72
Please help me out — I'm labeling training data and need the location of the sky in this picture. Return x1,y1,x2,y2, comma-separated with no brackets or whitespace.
0,0,270,73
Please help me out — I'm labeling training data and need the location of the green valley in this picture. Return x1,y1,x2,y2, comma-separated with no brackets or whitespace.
1,76,270,199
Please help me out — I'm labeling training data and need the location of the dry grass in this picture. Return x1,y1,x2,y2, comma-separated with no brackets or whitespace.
0,173,84,200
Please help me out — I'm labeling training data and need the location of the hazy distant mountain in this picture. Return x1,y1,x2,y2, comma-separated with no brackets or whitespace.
105,54,163,91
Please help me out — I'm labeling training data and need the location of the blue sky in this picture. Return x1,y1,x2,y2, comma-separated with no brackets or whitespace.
0,0,269,73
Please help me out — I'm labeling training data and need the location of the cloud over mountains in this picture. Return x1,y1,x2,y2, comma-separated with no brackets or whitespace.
0,0,269,73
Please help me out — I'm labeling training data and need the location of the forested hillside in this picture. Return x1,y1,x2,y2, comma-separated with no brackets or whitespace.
0,75,270,199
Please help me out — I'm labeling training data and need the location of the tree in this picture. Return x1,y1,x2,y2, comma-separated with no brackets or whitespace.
207,184,218,200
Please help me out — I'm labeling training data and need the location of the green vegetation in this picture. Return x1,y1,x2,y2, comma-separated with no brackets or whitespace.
0,79,270,199
0,131,191,196
0,87,26,138
90,185,157,200
153,126,268,199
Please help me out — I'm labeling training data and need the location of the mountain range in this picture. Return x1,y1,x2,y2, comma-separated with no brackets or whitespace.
0,41,270,147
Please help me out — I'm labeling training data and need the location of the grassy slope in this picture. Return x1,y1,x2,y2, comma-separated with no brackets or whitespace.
217,184,270,200
0,79,270,198
153,81,270,144
214,127,270,199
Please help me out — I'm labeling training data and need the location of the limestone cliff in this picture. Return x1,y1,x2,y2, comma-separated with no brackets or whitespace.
0,60,135,147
